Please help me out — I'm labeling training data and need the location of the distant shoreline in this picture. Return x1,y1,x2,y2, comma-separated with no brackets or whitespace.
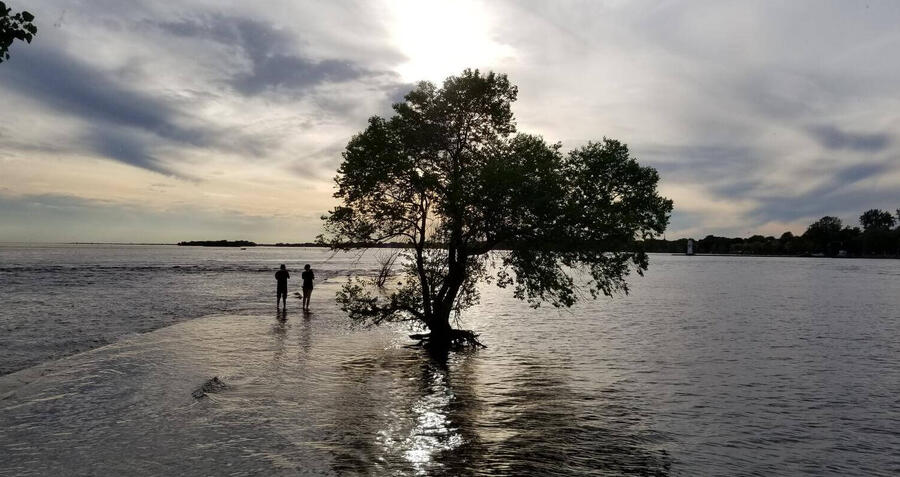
1,242,898,258
672,252,900,259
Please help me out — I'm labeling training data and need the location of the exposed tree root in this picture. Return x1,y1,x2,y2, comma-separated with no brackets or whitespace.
409,329,487,349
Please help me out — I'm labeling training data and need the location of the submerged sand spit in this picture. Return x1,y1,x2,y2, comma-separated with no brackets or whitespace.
0,309,400,476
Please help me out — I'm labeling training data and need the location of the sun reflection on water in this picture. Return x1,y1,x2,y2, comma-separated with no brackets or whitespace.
374,360,464,474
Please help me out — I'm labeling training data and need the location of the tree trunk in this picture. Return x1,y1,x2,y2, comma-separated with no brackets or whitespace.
426,304,454,345
425,266,464,347
412,260,486,350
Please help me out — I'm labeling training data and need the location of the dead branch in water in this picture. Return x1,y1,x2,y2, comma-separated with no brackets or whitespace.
375,249,400,288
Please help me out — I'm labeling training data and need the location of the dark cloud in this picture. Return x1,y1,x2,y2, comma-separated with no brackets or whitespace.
233,56,363,95
809,125,891,152
749,183,900,227
737,156,900,226
156,15,372,95
642,141,900,232
833,162,890,184
0,46,210,146
639,144,762,197
0,45,267,175
87,127,169,175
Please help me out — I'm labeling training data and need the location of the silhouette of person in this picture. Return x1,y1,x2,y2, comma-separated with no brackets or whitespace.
301,264,314,311
275,264,290,309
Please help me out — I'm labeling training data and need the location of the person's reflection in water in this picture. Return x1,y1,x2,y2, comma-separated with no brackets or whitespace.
297,309,311,355
271,310,288,366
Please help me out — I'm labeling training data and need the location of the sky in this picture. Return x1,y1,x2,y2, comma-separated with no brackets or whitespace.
1,0,899,243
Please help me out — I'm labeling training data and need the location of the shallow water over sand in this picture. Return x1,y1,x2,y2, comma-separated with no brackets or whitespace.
0,245,375,375
1,246,899,475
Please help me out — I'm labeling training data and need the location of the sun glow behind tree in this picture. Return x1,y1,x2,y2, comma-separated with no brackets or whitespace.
387,0,515,83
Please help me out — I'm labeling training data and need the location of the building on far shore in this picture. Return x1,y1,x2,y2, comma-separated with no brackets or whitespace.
686,239,694,256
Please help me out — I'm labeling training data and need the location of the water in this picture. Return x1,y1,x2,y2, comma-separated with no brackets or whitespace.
0,244,377,375
1,245,899,475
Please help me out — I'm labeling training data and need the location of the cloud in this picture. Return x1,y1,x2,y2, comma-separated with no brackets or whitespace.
808,125,891,152
0,46,244,174
233,56,365,95
749,184,900,228
3,0,900,242
0,42,281,175
155,15,379,96
832,162,891,185
1,47,202,144
88,127,162,174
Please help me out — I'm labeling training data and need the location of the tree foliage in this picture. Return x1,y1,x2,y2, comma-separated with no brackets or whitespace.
859,208,895,232
0,1,37,63
320,69,672,341
802,216,843,250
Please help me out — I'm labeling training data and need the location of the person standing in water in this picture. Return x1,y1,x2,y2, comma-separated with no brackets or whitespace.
275,264,290,310
301,264,314,311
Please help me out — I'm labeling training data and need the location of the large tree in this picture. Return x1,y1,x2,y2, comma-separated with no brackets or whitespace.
859,208,895,232
320,69,672,347
0,1,37,63
803,216,843,253
858,208,897,256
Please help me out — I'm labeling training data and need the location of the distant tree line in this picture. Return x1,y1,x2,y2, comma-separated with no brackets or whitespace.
180,209,899,257
177,240,256,247
643,208,900,257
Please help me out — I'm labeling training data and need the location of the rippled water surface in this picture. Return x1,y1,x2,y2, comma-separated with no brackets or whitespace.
1,245,899,475
0,244,371,375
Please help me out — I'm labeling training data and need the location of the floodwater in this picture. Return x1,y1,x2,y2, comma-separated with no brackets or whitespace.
1,245,899,475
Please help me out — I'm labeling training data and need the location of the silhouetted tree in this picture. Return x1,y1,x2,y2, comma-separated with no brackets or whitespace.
696,235,742,254
803,216,843,254
857,209,895,255
839,226,861,254
320,69,672,347
0,1,36,63
859,209,895,232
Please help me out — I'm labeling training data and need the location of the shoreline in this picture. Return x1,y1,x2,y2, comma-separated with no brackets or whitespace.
672,252,900,259
3,242,899,259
